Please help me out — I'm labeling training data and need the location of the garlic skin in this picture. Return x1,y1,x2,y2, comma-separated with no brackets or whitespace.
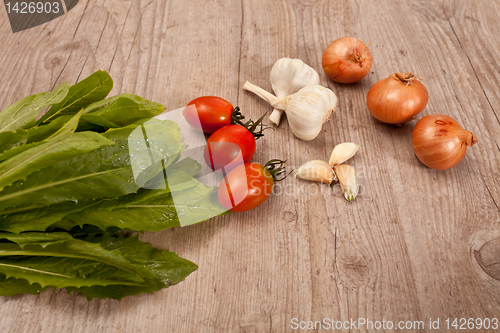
334,164,359,202
296,160,336,185
269,58,320,126
243,82,338,141
329,143,360,166
278,85,338,141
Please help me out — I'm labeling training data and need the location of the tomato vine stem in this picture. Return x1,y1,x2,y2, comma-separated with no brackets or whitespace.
231,107,272,140
264,159,291,181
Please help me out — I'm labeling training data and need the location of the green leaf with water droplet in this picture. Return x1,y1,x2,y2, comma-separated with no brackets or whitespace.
37,71,113,124
0,232,197,300
0,82,69,133
0,132,114,193
0,120,183,214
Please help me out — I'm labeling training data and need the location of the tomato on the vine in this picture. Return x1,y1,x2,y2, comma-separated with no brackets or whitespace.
204,111,269,173
217,160,286,212
183,96,234,134
204,125,256,173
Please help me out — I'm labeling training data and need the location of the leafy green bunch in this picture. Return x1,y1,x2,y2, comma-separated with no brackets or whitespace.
0,71,223,300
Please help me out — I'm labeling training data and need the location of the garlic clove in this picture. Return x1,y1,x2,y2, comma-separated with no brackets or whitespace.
284,85,338,141
269,58,320,126
295,160,336,185
334,164,359,202
329,143,360,166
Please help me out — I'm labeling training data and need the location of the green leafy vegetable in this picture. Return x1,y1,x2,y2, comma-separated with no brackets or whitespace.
66,181,226,231
46,110,83,140
0,232,197,300
0,132,114,193
82,93,166,126
0,120,182,212
0,232,145,276
66,232,197,300
25,110,82,144
0,83,69,133
0,142,44,163
78,114,120,131
26,116,71,143
0,201,95,234
37,71,112,124
0,111,82,163
0,274,48,297
0,70,217,301
0,158,202,233
0,129,28,154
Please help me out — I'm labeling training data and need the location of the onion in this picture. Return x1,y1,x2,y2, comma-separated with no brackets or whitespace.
366,72,428,124
411,114,477,170
322,37,373,84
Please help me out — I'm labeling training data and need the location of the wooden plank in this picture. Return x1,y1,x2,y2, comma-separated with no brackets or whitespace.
0,0,499,332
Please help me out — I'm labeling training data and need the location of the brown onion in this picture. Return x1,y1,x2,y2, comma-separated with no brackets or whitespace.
322,37,373,84
412,114,477,170
367,72,428,124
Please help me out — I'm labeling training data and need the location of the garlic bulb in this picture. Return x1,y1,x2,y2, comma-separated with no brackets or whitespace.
296,160,336,185
243,82,338,141
269,58,320,126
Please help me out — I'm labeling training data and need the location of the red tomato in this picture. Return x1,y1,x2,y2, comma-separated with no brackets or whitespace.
183,96,233,134
204,125,256,173
217,162,274,212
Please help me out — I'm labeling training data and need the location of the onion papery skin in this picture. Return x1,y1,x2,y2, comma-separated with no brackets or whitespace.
411,114,477,170
367,72,428,124
322,37,373,84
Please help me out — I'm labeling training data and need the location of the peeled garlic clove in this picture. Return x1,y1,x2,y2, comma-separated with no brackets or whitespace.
269,58,320,126
329,143,360,166
334,164,359,202
282,85,338,141
296,160,335,185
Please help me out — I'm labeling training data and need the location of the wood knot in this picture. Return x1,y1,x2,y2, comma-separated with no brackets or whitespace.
474,237,500,281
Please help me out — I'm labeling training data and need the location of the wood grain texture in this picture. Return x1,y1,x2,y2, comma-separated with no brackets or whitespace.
0,0,499,332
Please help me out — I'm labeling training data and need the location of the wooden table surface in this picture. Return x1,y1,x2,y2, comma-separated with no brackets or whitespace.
1,0,500,332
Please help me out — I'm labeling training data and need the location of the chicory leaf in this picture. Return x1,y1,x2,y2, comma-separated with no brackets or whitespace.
0,257,145,288
26,116,71,143
0,232,148,276
0,120,182,212
66,233,197,300
25,110,82,144
65,181,226,231
0,129,28,154
37,71,113,124
169,157,202,176
82,93,166,126
0,200,98,234
77,114,120,131
0,232,73,247
0,159,201,234
0,232,197,300
0,232,147,289
0,142,44,163
46,109,83,140
0,132,114,193
0,274,48,297
0,82,69,132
